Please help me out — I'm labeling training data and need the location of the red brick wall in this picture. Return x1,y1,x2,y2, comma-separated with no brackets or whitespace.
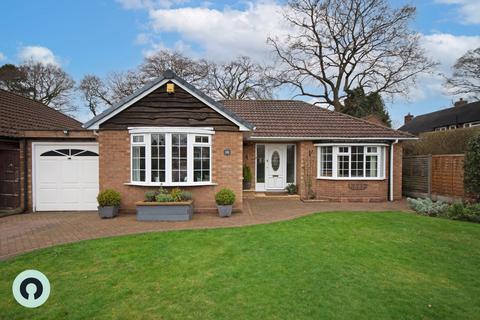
98,130,243,213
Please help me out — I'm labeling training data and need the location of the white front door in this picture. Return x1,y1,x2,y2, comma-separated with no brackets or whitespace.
34,143,99,211
265,144,286,190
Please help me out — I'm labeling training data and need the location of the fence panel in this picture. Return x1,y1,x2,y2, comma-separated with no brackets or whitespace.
402,155,430,198
431,154,464,199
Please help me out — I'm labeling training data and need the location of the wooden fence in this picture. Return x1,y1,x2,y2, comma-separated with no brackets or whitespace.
403,154,465,201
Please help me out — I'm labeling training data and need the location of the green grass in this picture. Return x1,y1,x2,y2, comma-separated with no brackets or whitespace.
1,212,480,319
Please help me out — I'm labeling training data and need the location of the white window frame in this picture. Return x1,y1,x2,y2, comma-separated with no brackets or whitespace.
449,125,457,130
128,127,215,186
315,143,387,180
435,127,447,131
464,121,480,128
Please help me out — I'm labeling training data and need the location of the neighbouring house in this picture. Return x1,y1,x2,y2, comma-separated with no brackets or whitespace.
0,89,96,214
81,70,414,213
399,99,480,134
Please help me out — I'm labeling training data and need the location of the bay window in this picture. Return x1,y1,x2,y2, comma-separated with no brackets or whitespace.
317,145,386,179
130,129,212,186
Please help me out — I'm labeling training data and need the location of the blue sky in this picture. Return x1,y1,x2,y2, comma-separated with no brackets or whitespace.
0,0,479,127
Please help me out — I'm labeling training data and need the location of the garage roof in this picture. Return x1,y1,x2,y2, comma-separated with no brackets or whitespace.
0,89,82,138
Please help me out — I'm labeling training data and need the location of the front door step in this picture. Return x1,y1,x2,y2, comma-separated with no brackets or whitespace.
243,191,300,200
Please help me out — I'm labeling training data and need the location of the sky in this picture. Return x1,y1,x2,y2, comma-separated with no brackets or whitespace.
0,0,479,128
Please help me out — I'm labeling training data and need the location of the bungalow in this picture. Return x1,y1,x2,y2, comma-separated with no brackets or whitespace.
2,70,414,214
82,70,413,213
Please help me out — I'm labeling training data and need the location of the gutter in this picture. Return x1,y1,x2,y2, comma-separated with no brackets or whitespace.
389,139,399,201
23,138,28,212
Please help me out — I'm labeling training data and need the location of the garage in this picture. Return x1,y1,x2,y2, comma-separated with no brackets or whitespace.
33,143,99,211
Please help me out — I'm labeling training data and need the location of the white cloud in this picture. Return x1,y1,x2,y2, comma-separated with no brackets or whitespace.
18,46,60,66
436,0,480,24
0,52,5,61
147,2,289,62
400,33,480,102
117,0,190,10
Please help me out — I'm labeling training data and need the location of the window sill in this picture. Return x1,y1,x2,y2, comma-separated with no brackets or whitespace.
316,177,386,181
125,182,218,187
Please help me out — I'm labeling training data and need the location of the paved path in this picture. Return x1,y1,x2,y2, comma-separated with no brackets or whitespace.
0,199,409,260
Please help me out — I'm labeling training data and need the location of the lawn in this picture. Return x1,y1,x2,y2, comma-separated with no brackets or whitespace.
1,212,479,319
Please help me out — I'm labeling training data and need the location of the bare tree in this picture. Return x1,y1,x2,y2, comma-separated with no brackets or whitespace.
140,49,210,85
208,56,274,99
106,70,146,99
445,47,480,100
268,0,436,111
78,75,112,116
0,60,76,113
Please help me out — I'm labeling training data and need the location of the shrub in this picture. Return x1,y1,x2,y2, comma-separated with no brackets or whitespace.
170,187,183,202
144,191,158,202
407,197,448,216
215,188,236,206
97,189,121,207
464,133,480,201
155,193,174,202
285,183,297,195
243,165,252,182
447,202,480,223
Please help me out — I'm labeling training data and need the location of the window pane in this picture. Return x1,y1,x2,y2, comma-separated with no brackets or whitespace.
132,146,145,182
287,145,295,183
366,155,378,177
194,146,210,182
338,155,349,177
171,134,188,182
320,146,333,177
256,145,265,183
351,146,364,177
149,134,166,183
133,135,144,143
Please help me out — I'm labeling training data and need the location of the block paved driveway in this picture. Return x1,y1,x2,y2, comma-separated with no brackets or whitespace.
0,199,409,260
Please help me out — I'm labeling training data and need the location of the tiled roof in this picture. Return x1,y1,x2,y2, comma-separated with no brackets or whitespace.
221,100,413,139
398,101,480,134
0,89,82,138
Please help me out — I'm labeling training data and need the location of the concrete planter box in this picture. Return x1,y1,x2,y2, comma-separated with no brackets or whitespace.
136,200,193,221
98,206,119,219
217,204,233,217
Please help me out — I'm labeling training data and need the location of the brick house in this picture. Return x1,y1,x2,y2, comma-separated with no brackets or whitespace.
82,70,414,213
2,70,414,214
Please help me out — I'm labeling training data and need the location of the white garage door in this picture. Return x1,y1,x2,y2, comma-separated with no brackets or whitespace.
34,143,99,211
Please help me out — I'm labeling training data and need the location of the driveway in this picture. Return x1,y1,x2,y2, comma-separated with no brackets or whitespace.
0,199,409,260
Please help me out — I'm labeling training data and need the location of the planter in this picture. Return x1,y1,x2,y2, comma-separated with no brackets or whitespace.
243,181,252,190
98,206,119,219
217,204,233,217
136,200,193,221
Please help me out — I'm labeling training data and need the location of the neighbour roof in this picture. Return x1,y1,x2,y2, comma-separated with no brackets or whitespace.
83,70,253,131
398,101,480,134
0,89,83,138
221,100,413,139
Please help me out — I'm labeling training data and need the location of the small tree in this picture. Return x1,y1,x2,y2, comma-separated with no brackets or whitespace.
464,134,480,201
340,87,392,127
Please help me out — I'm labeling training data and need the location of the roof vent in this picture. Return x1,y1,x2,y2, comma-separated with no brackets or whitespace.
454,98,468,107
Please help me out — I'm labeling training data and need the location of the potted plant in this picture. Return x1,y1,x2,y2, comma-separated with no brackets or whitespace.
136,187,194,221
243,165,252,190
286,183,297,195
97,189,121,218
215,188,236,217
